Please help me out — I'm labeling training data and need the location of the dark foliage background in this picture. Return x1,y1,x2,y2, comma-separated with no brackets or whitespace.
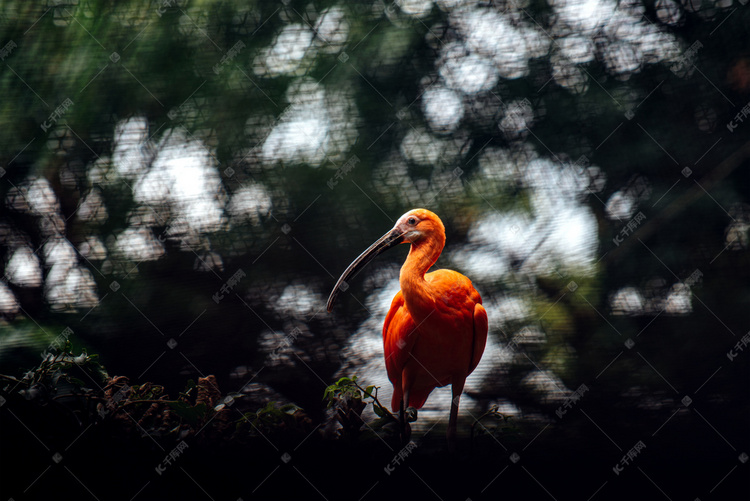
0,0,748,500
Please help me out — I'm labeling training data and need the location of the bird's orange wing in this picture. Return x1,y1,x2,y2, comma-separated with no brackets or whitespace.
382,290,418,393
425,269,487,375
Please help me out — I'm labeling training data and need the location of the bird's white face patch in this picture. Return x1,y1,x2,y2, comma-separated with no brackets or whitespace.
393,213,423,243
403,229,423,243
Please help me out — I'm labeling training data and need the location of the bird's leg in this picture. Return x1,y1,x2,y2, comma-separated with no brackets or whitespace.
398,389,412,445
447,379,465,452
399,397,405,440
401,391,412,445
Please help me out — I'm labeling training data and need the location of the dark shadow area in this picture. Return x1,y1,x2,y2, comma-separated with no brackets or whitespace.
1,1,748,499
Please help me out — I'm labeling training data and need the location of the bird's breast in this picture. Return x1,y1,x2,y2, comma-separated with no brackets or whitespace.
402,286,475,339
400,272,477,326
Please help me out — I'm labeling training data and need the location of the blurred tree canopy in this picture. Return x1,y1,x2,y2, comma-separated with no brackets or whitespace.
1,0,749,500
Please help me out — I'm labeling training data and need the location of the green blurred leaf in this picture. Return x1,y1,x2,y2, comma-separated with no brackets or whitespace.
168,401,208,426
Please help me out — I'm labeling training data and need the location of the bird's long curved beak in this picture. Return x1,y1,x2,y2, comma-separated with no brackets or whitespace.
326,228,405,312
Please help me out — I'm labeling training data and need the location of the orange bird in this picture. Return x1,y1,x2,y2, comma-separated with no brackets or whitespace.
327,209,488,445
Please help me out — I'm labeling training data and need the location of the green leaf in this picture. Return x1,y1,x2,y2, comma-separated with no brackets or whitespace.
280,403,300,413
323,385,336,399
168,401,209,426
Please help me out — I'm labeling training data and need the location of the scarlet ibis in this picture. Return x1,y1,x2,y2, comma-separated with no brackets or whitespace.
327,209,488,446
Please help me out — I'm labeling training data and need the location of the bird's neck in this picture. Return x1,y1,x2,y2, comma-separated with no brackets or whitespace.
399,234,445,311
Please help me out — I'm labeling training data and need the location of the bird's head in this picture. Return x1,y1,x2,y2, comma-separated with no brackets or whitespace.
326,208,445,312
392,208,445,245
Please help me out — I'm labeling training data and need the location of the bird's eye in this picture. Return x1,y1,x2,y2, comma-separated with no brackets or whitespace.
408,217,417,225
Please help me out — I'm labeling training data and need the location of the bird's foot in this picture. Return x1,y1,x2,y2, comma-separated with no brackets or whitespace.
398,407,417,445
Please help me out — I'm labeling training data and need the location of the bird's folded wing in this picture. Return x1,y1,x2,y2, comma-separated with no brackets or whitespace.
382,290,418,385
